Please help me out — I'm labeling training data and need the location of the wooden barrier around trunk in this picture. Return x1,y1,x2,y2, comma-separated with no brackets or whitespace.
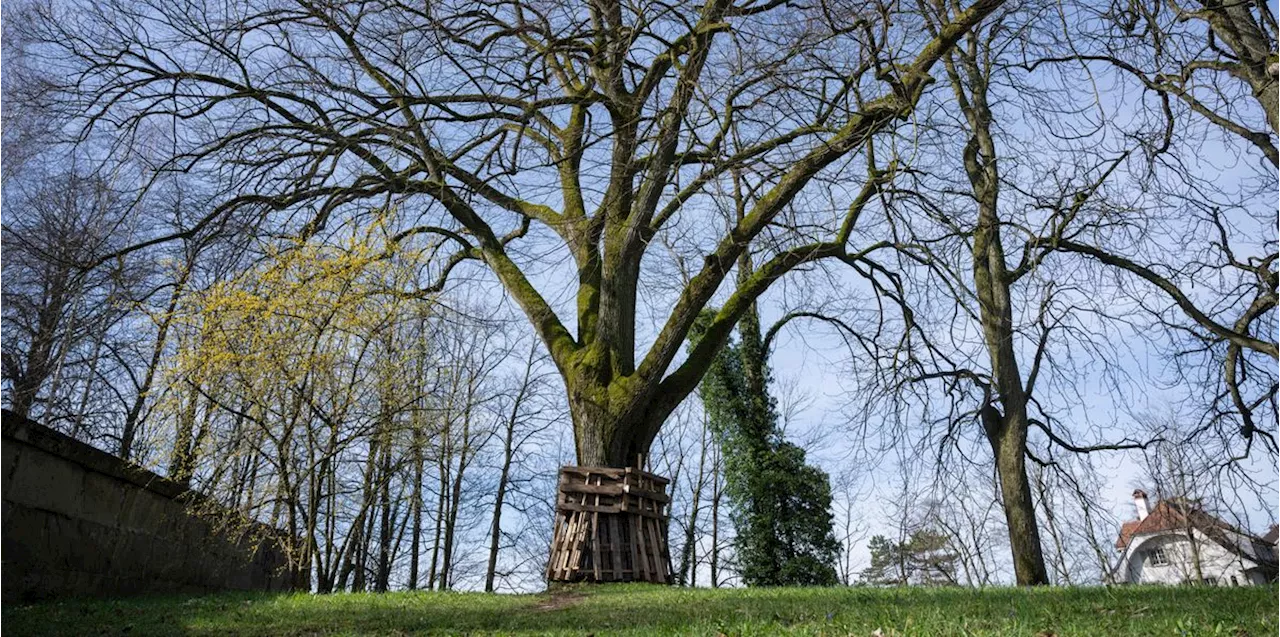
546,466,672,584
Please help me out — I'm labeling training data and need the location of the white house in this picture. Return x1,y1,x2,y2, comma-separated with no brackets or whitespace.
1112,490,1277,586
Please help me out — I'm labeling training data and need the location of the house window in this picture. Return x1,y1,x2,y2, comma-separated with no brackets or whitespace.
1146,547,1170,566
1230,576,1239,586
1201,577,1217,586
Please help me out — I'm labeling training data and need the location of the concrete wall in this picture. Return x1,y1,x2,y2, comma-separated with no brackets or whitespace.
2,410,304,603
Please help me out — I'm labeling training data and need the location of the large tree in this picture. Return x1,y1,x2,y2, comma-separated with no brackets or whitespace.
35,0,1004,468
802,0,1253,586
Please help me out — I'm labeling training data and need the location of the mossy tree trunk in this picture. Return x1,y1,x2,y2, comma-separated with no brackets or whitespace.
468,2,1008,472
943,31,1050,585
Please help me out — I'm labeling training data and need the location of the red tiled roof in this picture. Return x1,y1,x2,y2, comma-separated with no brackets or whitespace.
1114,499,1242,550
1264,525,1278,545
1116,521,1141,549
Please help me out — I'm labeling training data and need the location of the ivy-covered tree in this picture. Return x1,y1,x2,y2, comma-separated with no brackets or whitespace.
693,310,840,587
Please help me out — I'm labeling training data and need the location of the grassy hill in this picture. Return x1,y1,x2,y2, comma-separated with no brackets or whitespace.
3,583,1276,636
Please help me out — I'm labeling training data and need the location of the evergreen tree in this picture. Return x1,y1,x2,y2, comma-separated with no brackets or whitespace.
692,310,841,586
859,530,960,586
860,535,909,586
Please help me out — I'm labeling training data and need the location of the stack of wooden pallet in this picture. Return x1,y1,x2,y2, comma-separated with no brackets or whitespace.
546,466,672,583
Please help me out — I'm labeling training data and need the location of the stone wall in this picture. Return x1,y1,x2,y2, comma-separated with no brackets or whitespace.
2,410,305,603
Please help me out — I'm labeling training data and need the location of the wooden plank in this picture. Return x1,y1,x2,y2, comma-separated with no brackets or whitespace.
621,484,671,503
549,533,562,578
563,514,579,579
570,512,584,569
560,466,626,478
546,514,560,580
571,513,586,577
636,469,671,486
557,501,666,518
591,510,601,581
652,516,670,582
595,515,608,581
641,515,653,583
590,472,601,582
560,482,626,496
553,513,573,578
556,514,571,576
644,513,657,582
559,501,620,514
635,513,648,583
609,513,624,582
557,512,575,578
569,511,588,578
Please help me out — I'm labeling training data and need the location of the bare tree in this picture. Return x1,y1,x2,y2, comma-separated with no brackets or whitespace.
2,174,133,424
484,341,551,591
35,0,1004,472
816,0,1156,585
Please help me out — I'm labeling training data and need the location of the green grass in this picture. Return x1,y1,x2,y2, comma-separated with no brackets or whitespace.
3,584,1276,636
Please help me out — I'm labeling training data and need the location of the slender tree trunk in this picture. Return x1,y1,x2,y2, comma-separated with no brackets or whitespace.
376,436,393,593
318,416,342,592
1034,468,1072,585
355,502,376,592
357,453,381,593
428,440,448,590
441,418,469,591
237,436,258,513
408,318,430,591
408,425,425,591
486,347,535,592
70,317,108,439
983,407,1048,585
122,265,190,460
945,45,1050,586
1185,525,1205,582
335,519,358,592
341,425,383,593
678,412,709,586
169,384,202,484
484,425,513,592
710,448,723,588
276,423,308,591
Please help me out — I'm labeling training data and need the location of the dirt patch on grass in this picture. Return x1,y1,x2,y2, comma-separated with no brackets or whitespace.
530,590,587,612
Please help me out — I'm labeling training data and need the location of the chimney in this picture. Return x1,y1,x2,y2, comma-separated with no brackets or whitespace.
1133,490,1150,521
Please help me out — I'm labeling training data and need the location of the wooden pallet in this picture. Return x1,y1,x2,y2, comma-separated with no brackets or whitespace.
546,466,673,583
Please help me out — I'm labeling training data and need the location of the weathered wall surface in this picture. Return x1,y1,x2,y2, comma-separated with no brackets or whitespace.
2,410,304,603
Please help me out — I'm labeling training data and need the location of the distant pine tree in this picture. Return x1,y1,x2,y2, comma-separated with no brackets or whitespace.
692,310,840,587
859,530,960,586
860,535,909,586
